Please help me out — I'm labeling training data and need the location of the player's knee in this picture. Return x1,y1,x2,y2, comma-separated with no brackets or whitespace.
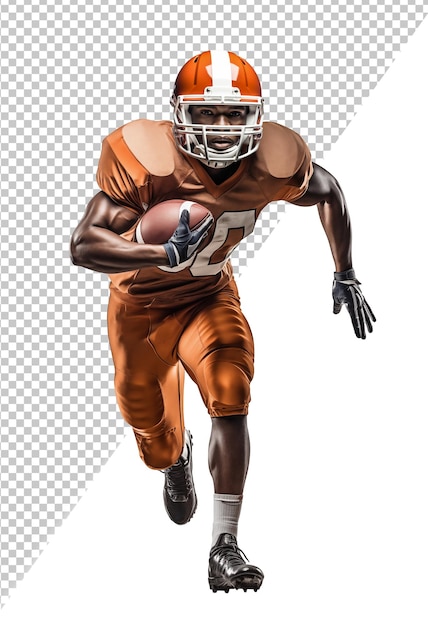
114,373,184,469
134,427,183,470
206,358,252,413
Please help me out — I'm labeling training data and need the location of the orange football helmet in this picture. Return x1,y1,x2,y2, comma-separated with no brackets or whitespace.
170,50,264,168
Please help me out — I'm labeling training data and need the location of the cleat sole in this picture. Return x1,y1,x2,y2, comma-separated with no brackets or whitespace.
209,573,263,593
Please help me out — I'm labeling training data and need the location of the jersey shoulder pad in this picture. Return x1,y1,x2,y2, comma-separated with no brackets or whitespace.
120,119,176,177
257,121,311,179
97,119,175,212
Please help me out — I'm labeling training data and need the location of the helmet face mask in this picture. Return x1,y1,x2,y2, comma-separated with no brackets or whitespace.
170,51,264,169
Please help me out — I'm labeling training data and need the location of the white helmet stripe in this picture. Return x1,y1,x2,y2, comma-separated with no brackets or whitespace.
210,50,233,89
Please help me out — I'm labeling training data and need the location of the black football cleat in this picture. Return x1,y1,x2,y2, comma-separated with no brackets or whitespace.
162,430,197,525
208,533,264,593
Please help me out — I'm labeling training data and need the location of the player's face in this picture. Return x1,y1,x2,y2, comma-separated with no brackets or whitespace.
189,105,248,151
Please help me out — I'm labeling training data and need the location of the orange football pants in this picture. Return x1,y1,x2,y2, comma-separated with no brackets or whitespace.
107,281,254,469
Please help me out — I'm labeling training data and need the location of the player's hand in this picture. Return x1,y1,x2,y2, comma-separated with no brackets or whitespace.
332,268,376,339
163,208,214,267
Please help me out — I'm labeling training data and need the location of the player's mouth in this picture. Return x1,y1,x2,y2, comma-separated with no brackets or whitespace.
208,136,237,150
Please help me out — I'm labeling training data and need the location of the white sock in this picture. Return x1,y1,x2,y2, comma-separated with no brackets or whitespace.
212,493,243,547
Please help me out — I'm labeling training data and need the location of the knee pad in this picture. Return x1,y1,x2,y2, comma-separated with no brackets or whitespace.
203,348,254,417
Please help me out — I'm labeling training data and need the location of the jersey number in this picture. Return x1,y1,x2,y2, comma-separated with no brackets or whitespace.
159,210,257,277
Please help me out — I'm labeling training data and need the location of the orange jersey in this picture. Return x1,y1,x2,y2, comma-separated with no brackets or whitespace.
96,119,313,305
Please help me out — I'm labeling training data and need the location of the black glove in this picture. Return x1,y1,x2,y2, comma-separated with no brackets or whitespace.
332,268,376,339
164,209,213,267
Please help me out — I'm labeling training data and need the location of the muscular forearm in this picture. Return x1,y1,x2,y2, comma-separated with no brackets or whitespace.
317,193,352,273
70,226,168,274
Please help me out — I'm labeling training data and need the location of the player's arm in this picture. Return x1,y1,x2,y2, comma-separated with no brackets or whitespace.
71,192,213,273
291,163,376,339
290,162,352,272
70,191,169,273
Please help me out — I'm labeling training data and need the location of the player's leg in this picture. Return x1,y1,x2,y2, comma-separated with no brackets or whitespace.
178,284,263,592
107,287,197,524
107,287,184,468
208,414,250,495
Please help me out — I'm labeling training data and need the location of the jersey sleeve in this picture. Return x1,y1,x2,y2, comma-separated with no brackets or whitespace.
275,145,313,203
96,131,151,215
257,122,314,203
272,136,313,203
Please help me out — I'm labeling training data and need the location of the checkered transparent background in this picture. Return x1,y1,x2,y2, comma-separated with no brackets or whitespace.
1,0,426,608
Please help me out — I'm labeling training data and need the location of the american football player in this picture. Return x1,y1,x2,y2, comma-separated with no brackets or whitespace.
70,50,375,593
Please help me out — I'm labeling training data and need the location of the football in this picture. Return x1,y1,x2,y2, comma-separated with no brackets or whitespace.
135,199,213,245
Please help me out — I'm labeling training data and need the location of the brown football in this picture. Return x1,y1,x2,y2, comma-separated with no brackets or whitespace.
135,199,213,245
